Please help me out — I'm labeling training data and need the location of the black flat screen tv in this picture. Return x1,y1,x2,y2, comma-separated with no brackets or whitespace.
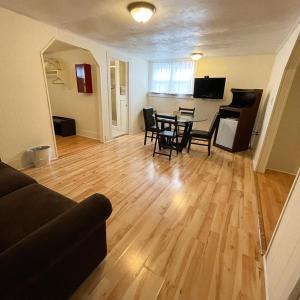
193,77,226,99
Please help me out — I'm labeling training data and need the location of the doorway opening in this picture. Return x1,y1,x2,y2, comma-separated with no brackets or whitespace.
42,40,101,157
109,59,129,138
256,60,300,251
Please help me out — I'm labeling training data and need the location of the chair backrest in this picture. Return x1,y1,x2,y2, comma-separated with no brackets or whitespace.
155,113,178,134
208,113,220,138
143,107,155,129
179,107,195,117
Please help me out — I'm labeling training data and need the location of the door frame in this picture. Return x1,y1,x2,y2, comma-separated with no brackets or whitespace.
254,34,300,172
107,53,130,139
40,38,102,158
263,168,300,300
40,38,59,159
109,60,121,131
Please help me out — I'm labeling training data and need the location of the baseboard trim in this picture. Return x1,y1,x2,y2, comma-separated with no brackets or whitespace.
7,151,57,171
263,255,269,300
77,129,100,140
254,172,268,255
129,128,143,135
266,167,297,176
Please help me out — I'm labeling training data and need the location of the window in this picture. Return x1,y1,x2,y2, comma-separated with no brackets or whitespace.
149,60,195,95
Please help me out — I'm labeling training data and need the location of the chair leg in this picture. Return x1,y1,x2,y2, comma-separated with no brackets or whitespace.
208,139,211,156
158,136,162,150
153,135,158,157
151,131,154,142
169,138,173,160
144,130,147,145
176,135,179,155
187,137,192,153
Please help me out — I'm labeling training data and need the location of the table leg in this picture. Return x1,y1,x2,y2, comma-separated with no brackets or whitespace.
179,122,193,151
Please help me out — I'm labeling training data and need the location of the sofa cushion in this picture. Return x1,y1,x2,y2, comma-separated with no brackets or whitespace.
0,183,76,253
0,162,37,197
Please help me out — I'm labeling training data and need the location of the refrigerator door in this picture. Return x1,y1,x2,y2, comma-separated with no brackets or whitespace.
216,118,238,149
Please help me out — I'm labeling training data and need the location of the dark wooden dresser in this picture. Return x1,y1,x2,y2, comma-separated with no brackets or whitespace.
214,89,263,152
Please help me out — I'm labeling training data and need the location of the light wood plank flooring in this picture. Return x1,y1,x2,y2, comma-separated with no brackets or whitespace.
56,135,100,158
25,134,265,300
256,170,295,247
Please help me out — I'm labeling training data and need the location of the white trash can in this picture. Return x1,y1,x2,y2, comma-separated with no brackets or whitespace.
29,146,51,167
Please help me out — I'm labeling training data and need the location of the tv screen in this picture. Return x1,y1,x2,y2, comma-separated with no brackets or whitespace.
193,77,226,99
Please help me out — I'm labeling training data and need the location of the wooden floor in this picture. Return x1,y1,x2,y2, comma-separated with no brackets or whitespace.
56,135,100,158
25,134,265,300
256,170,295,247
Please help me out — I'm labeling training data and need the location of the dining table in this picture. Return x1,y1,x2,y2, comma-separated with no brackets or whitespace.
156,111,207,152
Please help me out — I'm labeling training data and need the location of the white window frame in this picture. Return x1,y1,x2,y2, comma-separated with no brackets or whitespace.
148,59,195,97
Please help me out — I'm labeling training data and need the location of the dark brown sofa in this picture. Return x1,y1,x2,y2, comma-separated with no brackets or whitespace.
0,161,112,300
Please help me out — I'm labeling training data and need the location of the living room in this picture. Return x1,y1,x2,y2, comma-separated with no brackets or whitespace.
0,1,300,299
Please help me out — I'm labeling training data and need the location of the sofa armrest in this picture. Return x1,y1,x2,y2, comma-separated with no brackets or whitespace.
0,193,112,297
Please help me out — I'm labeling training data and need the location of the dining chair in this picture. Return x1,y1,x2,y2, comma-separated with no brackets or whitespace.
178,107,195,137
143,107,158,145
187,113,220,156
153,113,179,160
179,107,195,116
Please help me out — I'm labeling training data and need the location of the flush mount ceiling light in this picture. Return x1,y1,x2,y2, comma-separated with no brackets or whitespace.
191,52,204,61
127,2,156,23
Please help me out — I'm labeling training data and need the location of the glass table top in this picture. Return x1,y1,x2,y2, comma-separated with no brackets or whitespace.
157,111,207,123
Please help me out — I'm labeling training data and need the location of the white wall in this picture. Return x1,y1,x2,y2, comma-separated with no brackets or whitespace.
253,23,300,172
45,49,100,139
0,7,148,168
129,58,149,134
148,55,274,131
265,169,300,300
267,66,300,175
107,50,148,136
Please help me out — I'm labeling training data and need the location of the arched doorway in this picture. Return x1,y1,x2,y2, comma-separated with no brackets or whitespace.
41,40,102,157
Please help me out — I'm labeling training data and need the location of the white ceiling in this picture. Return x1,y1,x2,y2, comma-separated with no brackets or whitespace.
1,0,300,59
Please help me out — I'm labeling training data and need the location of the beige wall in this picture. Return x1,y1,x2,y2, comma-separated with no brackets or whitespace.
45,49,100,139
0,7,148,168
253,23,300,172
267,66,300,175
148,55,274,131
0,8,55,168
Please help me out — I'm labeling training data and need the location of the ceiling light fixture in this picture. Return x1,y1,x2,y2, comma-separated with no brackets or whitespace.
191,52,204,61
127,2,156,23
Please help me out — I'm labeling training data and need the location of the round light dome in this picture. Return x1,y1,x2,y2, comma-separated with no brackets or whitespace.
191,52,204,61
127,2,156,23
